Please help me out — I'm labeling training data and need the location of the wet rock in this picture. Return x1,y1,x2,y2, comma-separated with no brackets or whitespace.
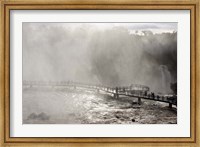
115,115,120,119
132,106,141,109
120,118,125,121
27,113,37,120
131,119,135,122
27,112,50,121
103,116,108,119
132,101,138,105
38,112,50,120
120,106,132,109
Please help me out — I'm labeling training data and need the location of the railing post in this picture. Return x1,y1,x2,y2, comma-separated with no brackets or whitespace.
169,103,172,108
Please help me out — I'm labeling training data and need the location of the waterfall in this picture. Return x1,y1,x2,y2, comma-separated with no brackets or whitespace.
159,65,172,94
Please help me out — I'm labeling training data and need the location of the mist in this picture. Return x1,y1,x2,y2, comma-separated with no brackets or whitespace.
23,23,177,94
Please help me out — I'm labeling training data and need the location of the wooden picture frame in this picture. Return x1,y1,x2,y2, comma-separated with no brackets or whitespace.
0,0,199,146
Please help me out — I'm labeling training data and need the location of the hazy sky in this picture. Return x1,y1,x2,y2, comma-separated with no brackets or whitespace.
25,22,177,34
23,23,177,93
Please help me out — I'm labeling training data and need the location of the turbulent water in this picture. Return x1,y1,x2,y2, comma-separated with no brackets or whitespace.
23,88,177,124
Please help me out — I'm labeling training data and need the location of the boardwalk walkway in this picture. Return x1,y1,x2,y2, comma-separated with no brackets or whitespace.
23,81,177,108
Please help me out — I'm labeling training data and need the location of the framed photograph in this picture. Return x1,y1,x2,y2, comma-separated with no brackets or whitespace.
0,0,199,146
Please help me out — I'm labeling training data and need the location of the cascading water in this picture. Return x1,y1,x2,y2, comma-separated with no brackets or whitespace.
159,65,172,94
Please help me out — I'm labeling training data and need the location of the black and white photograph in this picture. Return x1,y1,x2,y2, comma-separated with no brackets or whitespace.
22,22,177,124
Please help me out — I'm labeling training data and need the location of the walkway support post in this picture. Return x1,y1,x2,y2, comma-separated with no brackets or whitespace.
116,87,119,98
169,103,172,108
138,98,141,105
